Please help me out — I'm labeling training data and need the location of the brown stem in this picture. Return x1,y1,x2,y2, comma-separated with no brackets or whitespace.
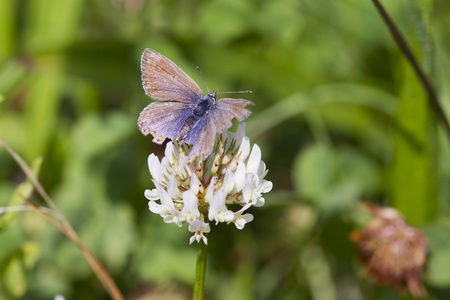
0,137,124,300
370,0,450,139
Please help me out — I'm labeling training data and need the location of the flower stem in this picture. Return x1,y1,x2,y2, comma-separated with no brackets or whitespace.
193,237,208,300
0,137,124,300
370,0,450,140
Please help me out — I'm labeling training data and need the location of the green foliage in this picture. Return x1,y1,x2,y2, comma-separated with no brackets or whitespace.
0,0,449,299
390,59,437,224
0,158,42,298
423,223,450,287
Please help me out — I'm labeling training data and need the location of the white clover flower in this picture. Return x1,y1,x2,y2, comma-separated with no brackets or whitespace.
188,220,210,245
179,190,200,222
208,191,234,224
144,123,272,244
232,203,254,229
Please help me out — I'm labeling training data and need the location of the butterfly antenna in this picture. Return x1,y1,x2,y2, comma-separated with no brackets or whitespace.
196,66,210,94
216,90,252,95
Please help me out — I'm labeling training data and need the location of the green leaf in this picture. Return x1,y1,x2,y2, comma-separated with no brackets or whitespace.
423,224,450,286
71,112,135,159
24,0,84,54
294,144,379,212
77,204,137,272
24,67,64,161
22,242,42,270
389,59,437,225
0,0,16,61
294,144,335,202
4,255,27,297
0,59,27,96
134,218,197,286
198,0,253,45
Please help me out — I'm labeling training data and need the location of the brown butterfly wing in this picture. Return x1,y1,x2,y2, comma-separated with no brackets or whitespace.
210,98,255,133
139,48,254,158
141,48,203,102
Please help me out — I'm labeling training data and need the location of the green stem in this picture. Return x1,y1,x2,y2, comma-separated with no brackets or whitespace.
193,238,208,300
370,0,450,140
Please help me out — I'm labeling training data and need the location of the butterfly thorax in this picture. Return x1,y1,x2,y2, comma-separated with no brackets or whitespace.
194,92,216,117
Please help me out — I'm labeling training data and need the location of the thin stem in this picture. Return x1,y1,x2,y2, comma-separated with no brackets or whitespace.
370,0,450,140
0,138,66,224
0,205,52,214
23,197,123,300
193,238,208,300
0,137,125,300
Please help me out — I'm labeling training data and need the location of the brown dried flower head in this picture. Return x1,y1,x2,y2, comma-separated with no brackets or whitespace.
352,203,428,298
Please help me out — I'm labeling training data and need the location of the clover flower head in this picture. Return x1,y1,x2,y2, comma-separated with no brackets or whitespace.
144,123,272,244
351,203,428,298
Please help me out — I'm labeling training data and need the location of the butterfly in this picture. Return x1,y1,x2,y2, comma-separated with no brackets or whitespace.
138,48,254,159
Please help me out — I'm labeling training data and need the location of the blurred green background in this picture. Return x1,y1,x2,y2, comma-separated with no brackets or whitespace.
1,0,450,299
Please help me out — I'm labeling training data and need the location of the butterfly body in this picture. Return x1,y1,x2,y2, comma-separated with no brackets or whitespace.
138,48,254,159
193,93,215,117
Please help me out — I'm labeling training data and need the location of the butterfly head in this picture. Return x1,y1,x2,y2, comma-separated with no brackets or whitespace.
205,91,217,102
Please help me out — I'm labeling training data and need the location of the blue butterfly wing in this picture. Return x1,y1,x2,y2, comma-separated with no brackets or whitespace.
183,115,216,159
180,98,255,158
139,48,255,158
138,101,195,144
141,48,203,103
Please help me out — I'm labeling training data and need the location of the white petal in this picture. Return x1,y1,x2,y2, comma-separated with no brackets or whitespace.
144,189,159,200
220,170,235,194
241,173,256,203
254,196,265,207
177,157,190,178
237,136,250,162
188,220,211,233
258,161,267,178
208,191,233,224
260,180,273,193
242,185,252,204
208,191,226,221
165,142,175,164
163,214,180,225
167,174,180,199
204,178,216,203
246,144,261,174
190,173,200,195
154,181,175,209
179,190,200,222
233,123,247,148
188,220,210,245
148,200,163,214
160,157,170,178
234,213,254,229
232,162,246,193
148,154,162,183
